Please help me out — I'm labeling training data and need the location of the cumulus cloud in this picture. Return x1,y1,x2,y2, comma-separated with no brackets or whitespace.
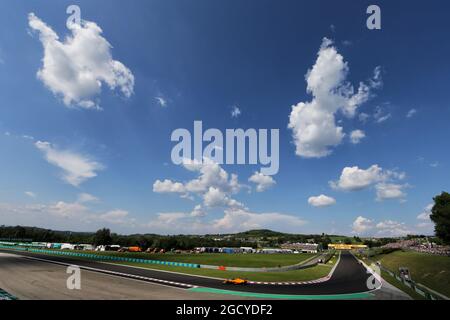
375,183,407,201
331,165,407,202
288,38,381,158
28,13,134,109
35,140,104,187
153,179,186,194
417,203,433,220
153,158,244,216
349,130,366,144
330,165,385,191
308,194,336,207
154,159,241,195
352,216,414,237
375,220,411,237
352,216,374,234
248,171,276,192
330,164,406,201
190,204,206,218
203,187,245,209
146,208,306,235
151,158,307,233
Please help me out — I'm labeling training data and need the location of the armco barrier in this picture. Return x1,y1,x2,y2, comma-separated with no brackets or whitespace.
0,245,200,269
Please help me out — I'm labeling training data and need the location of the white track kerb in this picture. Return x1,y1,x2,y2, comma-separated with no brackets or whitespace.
23,255,198,289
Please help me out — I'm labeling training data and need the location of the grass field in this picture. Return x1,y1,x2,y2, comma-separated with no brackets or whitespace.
39,249,317,267
364,250,450,297
111,260,333,282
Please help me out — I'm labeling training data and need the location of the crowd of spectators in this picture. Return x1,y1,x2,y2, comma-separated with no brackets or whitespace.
383,238,450,256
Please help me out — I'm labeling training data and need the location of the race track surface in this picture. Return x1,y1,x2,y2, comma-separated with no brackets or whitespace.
0,249,374,295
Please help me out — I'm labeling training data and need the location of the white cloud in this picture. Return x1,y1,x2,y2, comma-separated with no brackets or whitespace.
373,106,391,123
35,140,104,187
153,179,187,194
190,204,206,217
308,194,336,207
146,208,306,235
342,40,352,46
0,198,135,231
330,165,384,191
248,171,276,192
231,105,241,118
430,162,439,168
151,158,308,233
155,96,167,107
352,216,374,234
375,220,411,237
331,164,407,201
203,186,244,209
77,193,99,203
288,38,381,158
153,158,244,217
358,112,370,123
349,130,366,144
417,203,433,220
22,135,34,140
214,209,306,234
99,209,134,225
153,160,240,197
331,165,404,189
375,183,407,201
28,13,134,109
406,108,417,118
352,216,415,237
48,201,88,218
25,191,36,198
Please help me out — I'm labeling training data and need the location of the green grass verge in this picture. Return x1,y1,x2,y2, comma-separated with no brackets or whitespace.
110,260,333,282
27,248,316,268
360,250,450,298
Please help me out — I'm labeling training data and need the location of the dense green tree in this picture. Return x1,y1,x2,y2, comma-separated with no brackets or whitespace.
93,228,112,246
430,192,450,244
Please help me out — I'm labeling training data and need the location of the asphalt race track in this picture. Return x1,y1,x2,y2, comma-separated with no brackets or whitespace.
0,249,374,296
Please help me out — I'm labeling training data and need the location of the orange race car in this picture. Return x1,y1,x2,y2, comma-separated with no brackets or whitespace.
223,278,248,285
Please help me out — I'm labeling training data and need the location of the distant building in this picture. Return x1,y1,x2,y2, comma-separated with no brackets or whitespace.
281,243,321,253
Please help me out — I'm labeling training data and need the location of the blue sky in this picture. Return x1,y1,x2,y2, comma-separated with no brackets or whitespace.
0,0,449,236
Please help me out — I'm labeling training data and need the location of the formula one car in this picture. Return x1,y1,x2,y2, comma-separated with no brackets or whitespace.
223,278,248,285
